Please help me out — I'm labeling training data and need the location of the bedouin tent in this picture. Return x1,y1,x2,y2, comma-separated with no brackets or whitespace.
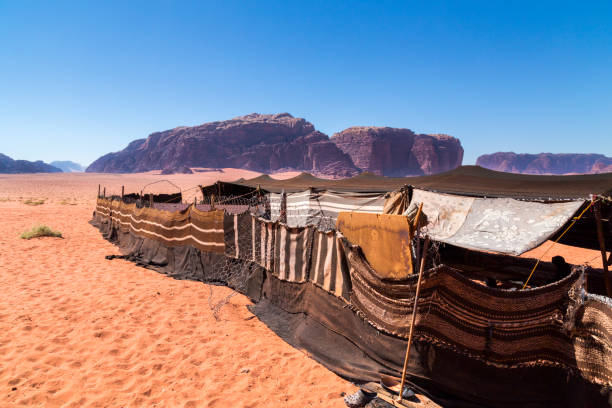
91,195,612,407
202,166,612,252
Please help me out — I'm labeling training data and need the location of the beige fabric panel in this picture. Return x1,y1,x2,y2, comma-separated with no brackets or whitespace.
411,189,474,240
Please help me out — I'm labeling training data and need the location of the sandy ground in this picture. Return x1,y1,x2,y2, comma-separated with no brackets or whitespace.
521,240,604,269
0,171,354,407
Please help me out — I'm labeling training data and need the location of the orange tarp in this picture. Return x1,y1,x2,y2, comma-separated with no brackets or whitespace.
336,212,414,279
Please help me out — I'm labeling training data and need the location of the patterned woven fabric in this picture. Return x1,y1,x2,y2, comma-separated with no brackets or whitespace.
94,197,612,390
96,198,225,254
343,237,612,386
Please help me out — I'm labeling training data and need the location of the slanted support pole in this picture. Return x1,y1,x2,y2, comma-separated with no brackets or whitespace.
398,236,430,403
594,200,611,297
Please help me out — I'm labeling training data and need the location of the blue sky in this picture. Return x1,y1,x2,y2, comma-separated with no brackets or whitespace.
1,1,610,166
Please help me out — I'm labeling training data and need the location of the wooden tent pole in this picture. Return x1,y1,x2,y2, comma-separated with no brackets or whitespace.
398,235,429,403
413,203,423,272
594,200,611,297
121,186,124,199
103,187,106,198
98,184,101,198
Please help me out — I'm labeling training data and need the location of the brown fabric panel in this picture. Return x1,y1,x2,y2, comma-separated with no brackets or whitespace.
97,198,224,253
343,238,612,387
336,212,414,279
570,295,612,386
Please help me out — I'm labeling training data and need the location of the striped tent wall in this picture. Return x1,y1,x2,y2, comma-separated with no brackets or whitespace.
223,213,256,259
269,190,312,227
98,198,350,298
309,230,351,299
95,198,225,254
272,224,313,283
269,189,386,228
250,217,275,270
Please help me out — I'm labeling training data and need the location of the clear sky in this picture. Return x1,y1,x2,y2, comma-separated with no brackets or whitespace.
1,1,610,166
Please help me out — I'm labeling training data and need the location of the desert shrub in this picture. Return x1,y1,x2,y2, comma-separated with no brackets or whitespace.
23,199,45,206
20,225,62,239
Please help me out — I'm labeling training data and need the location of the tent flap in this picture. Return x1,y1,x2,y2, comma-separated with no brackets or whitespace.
411,189,585,255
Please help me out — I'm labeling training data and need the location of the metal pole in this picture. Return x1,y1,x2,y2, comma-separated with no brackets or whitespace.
398,236,430,403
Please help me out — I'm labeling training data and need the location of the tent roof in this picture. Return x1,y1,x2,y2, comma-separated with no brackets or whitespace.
406,166,612,200
231,171,407,193
205,166,612,200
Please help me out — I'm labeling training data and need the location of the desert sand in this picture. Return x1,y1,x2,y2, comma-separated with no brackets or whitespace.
0,170,354,407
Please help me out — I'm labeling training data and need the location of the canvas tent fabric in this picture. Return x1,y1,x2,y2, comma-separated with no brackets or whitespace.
230,166,612,200
272,223,312,283
92,197,612,407
410,189,474,240
409,189,585,255
309,229,351,299
269,189,386,228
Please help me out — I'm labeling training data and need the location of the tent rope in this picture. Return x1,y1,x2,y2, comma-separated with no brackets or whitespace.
522,199,597,289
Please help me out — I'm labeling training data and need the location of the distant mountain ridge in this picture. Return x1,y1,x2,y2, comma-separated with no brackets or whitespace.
86,113,464,177
50,161,84,172
0,153,62,174
476,152,612,175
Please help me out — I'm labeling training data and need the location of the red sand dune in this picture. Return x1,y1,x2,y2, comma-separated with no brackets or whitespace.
0,171,354,407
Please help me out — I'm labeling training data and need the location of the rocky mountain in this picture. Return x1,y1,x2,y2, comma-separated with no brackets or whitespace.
50,161,84,172
87,113,360,177
476,153,612,175
86,113,464,177
0,153,62,174
330,127,464,176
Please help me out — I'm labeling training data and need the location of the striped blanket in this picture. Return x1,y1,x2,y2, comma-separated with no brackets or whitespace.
269,189,386,227
95,198,225,254
222,211,350,298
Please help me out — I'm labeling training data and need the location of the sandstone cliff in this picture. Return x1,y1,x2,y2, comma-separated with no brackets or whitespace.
0,153,62,174
476,153,612,175
86,113,360,177
87,114,464,177
330,127,463,176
